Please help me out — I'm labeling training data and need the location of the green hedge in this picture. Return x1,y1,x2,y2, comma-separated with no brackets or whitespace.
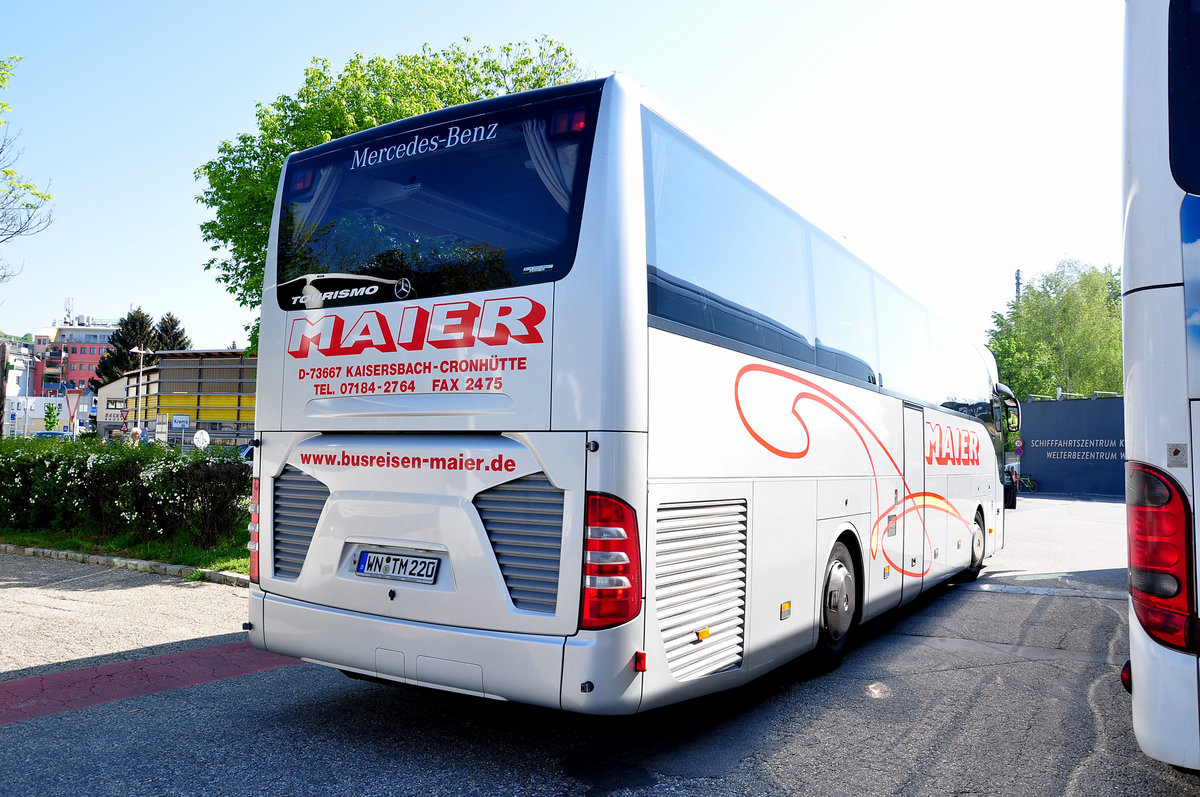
0,437,251,548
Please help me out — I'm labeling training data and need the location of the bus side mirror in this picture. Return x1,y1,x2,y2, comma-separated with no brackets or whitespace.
994,382,1021,433
1005,403,1021,433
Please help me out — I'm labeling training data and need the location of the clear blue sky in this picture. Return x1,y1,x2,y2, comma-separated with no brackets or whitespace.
0,0,1123,348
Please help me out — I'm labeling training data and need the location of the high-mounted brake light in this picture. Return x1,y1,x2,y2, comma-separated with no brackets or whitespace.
248,477,261,584
291,170,313,193
550,108,588,136
580,493,642,630
1127,462,1198,652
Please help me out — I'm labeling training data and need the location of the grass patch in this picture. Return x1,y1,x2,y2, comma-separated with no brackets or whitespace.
0,526,251,574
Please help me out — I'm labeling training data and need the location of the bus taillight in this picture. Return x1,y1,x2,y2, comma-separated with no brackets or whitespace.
580,493,642,630
550,108,588,136
1127,463,1198,652
248,477,260,585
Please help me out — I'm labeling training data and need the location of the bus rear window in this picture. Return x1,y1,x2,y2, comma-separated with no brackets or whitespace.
1170,0,1200,194
275,89,601,310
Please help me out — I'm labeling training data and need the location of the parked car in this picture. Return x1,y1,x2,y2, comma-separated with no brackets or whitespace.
32,431,72,440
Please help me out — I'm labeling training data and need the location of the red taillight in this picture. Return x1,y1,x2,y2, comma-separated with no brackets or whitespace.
550,108,588,135
248,477,260,584
580,493,642,630
1127,462,1198,652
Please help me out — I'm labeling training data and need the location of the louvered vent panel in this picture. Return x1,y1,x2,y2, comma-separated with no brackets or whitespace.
474,473,565,613
655,499,748,681
272,465,330,579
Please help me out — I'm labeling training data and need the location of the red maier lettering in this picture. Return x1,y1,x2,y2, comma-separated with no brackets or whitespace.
396,305,429,351
427,301,480,349
341,311,396,355
285,295,547,358
477,297,545,345
941,425,958,466
288,315,345,358
925,422,982,467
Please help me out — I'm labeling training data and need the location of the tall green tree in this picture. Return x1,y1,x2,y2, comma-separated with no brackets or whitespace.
988,260,1122,401
155,312,192,352
195,37,584,350
1,56,53,284
42,400,59,433
91,308,159,390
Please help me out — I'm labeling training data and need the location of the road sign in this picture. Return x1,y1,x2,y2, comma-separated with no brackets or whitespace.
64,390,83,436
171,413,191,430
64,390,82,419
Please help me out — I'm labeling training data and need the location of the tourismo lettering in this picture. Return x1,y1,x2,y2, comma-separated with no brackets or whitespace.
349,123,499,170
925,422,981,467
286,296,546,358
289,285,379,306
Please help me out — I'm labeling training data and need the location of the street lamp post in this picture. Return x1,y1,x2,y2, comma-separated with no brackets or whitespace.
22,355,34,437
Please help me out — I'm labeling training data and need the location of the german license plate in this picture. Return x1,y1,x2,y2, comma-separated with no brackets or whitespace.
355,551,440,584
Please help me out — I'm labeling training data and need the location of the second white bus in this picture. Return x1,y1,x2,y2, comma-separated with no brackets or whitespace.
247,74,1018,713
1123,0,1200,769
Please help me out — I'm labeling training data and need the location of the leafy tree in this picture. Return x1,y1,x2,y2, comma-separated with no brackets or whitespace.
91,308,158,390
988,260,1122,401
90,309,193,390
0,56,53,284
155,312,192,352
42,401,59,433
195,37,584,350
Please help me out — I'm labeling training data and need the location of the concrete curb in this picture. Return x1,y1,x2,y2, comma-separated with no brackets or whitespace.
0,543,250,588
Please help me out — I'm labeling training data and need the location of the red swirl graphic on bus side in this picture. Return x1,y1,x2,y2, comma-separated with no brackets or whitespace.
733,363,972,578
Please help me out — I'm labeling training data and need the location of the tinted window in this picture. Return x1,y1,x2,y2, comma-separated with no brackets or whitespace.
875,276,932,398
276,86,602,310
644,110,815,353
811,234,878,383
1171,0,1200,194
642,108,993,412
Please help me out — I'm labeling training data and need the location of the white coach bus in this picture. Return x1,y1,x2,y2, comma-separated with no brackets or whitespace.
1122,0,1200,768
247,74,1019,713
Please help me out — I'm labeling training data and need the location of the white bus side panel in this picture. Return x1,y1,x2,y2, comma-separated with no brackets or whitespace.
1124,288,1192,492
645,330,996,692
1124,0,1184,293
1129,597,1200,769
551,75,648,433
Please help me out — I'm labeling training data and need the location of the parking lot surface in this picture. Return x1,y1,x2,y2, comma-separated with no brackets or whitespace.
2,497,1199,795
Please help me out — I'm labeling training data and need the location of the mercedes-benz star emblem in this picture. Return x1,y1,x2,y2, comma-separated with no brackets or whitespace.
394,277,414,300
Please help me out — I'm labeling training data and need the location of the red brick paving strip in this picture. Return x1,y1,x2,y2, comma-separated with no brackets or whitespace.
0,642,299,725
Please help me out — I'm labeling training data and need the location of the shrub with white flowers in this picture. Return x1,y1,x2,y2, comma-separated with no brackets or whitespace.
0,436,251,547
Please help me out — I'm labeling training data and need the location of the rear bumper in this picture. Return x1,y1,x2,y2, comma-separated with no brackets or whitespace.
1129,598,1200,769
251,587,566,709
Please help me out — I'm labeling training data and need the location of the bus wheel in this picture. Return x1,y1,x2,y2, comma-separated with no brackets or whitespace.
816,542,857,665
961,519,986,582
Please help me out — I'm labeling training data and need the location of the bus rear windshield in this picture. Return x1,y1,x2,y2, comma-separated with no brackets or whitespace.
275,89,601,310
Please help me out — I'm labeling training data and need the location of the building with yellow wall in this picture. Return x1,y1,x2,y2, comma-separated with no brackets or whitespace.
98,349,256,447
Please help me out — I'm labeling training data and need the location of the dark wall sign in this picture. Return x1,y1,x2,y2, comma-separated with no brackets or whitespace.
1018,397,1125,498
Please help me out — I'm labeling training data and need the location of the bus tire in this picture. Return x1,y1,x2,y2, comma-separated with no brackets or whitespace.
961,518,986,582
816,541,857,666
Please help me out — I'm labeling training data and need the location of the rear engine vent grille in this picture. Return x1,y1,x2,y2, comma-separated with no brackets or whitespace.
474,473,565,613
272,465,330,579
655,499,748,681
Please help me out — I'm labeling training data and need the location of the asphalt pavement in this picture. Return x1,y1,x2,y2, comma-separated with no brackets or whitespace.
2,495,1197,796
